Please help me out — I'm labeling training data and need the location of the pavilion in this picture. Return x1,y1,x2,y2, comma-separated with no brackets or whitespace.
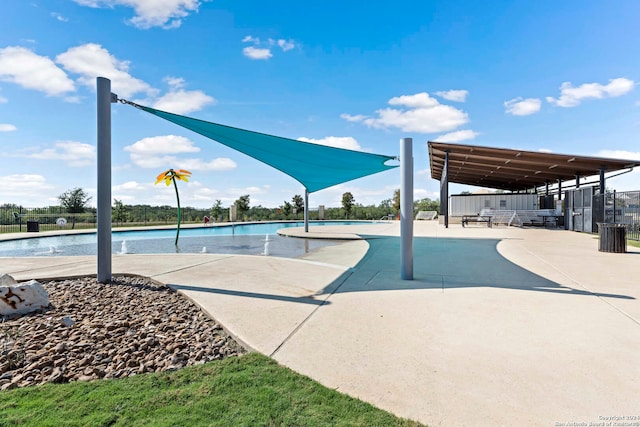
428,141,640,227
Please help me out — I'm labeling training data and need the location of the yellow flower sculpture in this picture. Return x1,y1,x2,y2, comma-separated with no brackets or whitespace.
155,169,192,245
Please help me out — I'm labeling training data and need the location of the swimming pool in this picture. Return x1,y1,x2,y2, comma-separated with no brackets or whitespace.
0,221,371,258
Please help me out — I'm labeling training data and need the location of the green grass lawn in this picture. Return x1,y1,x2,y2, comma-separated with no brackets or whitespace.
0,352,425,427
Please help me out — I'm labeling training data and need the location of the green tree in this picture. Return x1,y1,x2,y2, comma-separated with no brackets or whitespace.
58,188,92,213
414,197,439,212
342,192,355,219
292,194,304,214
211,199,223,222
58,188,92,229
282,201,292,216
235,195,250,220
113,199,128,225
393,189,400,211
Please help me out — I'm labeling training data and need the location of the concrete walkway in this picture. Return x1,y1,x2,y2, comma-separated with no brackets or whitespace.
1,221,639,426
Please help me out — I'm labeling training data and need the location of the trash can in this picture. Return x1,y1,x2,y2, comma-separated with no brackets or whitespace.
597,223,626,253
26,220,39,232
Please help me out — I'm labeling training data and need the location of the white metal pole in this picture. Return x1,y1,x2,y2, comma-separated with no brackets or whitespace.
97,77,112,283
400,137,414,280
304,189,309,232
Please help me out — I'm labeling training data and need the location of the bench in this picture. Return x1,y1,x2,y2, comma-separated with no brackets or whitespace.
539,214,563,227
461,214,492,228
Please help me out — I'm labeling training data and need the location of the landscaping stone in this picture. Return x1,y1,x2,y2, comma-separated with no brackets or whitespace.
0,276,50,316
0,275,246,388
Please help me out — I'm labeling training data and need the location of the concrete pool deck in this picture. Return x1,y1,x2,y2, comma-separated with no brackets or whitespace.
1,221,639,426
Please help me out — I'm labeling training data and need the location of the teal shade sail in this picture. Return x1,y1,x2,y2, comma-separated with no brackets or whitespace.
133,104,398,193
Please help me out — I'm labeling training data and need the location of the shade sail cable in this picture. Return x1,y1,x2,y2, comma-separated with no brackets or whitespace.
119,99,398,193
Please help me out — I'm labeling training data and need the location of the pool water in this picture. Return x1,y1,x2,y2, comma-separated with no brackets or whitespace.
0,221,370,258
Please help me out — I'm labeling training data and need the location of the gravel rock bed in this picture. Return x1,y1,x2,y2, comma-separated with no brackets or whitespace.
0,275,246,390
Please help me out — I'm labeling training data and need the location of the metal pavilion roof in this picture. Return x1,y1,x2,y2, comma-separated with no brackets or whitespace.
428,141,640,191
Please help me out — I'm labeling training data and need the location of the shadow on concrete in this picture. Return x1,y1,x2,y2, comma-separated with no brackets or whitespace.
315,236,634,300
168,283,329,306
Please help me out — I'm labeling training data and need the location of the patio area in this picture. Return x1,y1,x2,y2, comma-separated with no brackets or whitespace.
2,221,639,426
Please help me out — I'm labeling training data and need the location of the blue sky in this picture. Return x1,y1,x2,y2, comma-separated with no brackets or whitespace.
1,1,639,209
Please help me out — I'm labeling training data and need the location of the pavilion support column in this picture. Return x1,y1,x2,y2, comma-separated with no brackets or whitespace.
440,150,449,229
557,179,562,200
599,166,606,194
400,138,413,281
545,180,550,196
97,77,114,284
575,175,580,189
304,189,309,232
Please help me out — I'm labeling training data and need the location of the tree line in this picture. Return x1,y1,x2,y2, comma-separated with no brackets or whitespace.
1,187,440,229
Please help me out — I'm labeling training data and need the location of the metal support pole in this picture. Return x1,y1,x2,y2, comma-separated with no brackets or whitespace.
575,175,580,189
400,138,413,280
545,180,549,196
304,189,309,232
599,166,606,195
97,77,113,283
441,150,449,228
613,190,617,223
557,179,562,200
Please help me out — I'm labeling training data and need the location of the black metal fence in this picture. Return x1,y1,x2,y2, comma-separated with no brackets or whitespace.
593,190,640,241
0,205,211,234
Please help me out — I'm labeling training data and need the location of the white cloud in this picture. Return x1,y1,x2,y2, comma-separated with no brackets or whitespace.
504,97,542,116
180,157,237,171
56,43,155,98
435,90,468,102
164,76,185,88
114,180,149,191
277,39,296,51
242,35,297,60
73,0,204,29
340,113,368,122
125,135,200,155
51,12,69,22
595,150,640,191
538,148,553,153
112,180,155,204
297,136,362,151
0,93,6,103
546,78,635,107
435,129,479,142
596,149,640,161
0,124,17,132
153,75,215,113
388,92,439,108
343,92,468,133
242,46,272,60
153,90,215,114
28,141,95,167
0,44,212,111
0,46,75,96
0,174,56,199
124,135,236,170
